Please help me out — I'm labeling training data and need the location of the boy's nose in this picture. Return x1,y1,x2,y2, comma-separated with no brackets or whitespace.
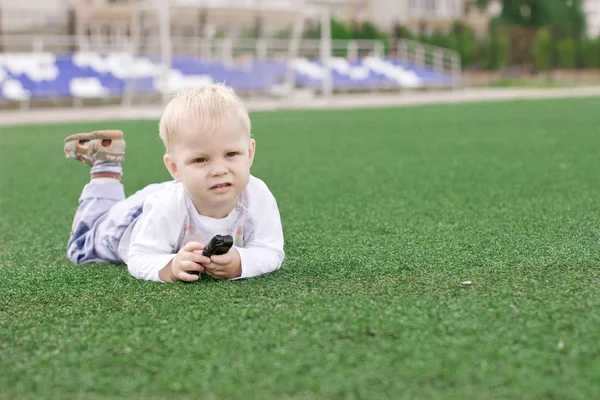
210,165,228,176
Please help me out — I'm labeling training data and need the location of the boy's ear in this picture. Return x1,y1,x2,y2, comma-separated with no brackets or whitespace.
163,153,180,181
248,138,256,168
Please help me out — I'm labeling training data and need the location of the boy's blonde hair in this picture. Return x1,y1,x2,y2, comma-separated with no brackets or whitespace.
158,83,251,151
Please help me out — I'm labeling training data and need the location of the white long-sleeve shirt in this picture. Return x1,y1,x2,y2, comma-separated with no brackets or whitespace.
118,175,285,282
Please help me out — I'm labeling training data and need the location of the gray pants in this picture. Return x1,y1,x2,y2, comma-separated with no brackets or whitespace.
67,180,165,264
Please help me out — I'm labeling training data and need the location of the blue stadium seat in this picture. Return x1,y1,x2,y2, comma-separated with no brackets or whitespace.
0,52,453,101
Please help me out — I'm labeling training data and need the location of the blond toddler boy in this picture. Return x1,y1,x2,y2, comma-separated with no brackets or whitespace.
64,84,285,283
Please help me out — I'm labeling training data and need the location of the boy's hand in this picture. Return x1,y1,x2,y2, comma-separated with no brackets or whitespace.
203,247,242,279
159,242,211,283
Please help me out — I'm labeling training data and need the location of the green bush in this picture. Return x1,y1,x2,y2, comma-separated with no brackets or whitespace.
423,29,451,49
531,27,552,71
302,17,352,40
480,29,510,70
379,34,391,56
331,18,352,40
448,21,477,68
556,37,576,68
581,37,600,68
392,23,416,41
351,21,384,40
299,16,600,71
350,21,389,56
274,26,292,39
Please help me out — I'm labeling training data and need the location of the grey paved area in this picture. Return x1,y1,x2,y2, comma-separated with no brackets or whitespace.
1,86,599,127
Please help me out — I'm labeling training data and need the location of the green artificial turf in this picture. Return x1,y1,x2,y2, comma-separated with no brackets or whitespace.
1,98,600,399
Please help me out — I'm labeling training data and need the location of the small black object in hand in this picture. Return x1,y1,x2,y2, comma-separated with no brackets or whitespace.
189,234,234,276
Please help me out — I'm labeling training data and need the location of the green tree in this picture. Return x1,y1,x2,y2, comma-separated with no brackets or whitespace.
480,24,510,69
392,23,415,41
531,27,552,71
351,21,382,40
581,37,600,68
448,21,477,68
424,29,451,48
302,19,320,39
331,18,352,40
476,0,585,34
303,17,352,40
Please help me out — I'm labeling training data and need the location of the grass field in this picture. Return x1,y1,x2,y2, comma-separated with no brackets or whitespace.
1,98,600,399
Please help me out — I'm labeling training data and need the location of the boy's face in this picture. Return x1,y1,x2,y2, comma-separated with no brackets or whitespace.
163,119,255,218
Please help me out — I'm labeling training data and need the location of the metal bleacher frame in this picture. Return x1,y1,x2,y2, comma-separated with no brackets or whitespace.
121,0,333,107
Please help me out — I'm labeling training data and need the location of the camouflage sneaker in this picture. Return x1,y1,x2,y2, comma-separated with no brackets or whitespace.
64,130,125,166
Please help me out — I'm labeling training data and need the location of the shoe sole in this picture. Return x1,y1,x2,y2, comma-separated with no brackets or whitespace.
65,130,123,143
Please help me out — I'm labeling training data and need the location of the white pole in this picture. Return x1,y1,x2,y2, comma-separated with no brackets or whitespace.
158,0,172,101
374,41,384,58
397,40,408,62
347,40,358,60
223,36,234,66
320,6,332,97
284,12,305,91
122,5,142,107
201,37,212,61
451,52,462,90
32,37,44,53
256,38,267,59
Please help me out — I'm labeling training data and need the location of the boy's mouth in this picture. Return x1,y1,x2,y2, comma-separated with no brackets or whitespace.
210,182,232,190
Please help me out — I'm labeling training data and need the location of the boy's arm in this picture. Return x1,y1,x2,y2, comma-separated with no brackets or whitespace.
234,194,285,279
127,214,177,282
126,193,184,282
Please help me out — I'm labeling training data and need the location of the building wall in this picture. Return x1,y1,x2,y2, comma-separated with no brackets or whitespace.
7,0,598,38
585,0,600,37
306,0,494,35
0,0,70,33
369,0,410,31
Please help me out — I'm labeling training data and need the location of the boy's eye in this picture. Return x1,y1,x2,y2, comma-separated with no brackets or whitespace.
226,152,238,158
194,157,207,163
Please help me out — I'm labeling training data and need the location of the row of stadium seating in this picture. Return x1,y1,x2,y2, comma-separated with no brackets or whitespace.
0,53,453,101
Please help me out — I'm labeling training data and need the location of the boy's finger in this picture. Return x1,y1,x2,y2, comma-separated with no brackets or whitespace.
183,241,205,252
177,268,200,282
203,269,216,278
181,260,203,274
210,254,231,264
203,262,216,272
203,263,224,275
203,268,225,279
186,252,210,265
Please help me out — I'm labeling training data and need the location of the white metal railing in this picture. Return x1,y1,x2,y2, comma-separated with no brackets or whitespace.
397,38,462,89
0,34,388,59
0,35,461,81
